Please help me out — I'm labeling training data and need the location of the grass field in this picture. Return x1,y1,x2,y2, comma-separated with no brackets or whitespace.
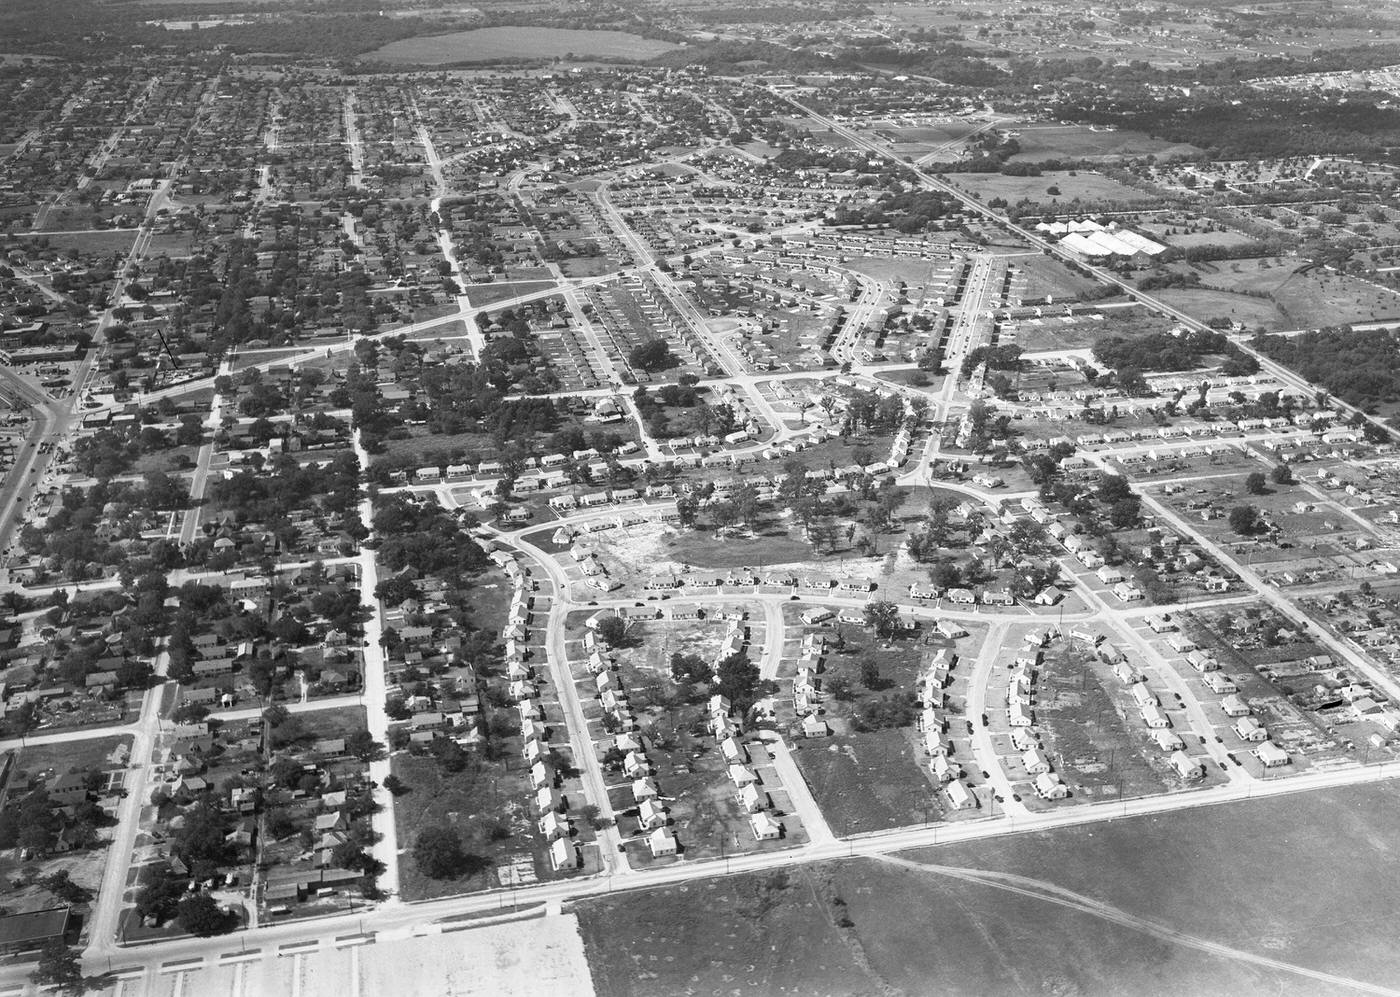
25,229,138,255
790,729,942,834
580,781,1400,996
1006,124,1202,162
463,279,556,308
1209,262,1400,330
947,170,1158,206
1151,287,1287,330
367,27,682,64
14,734,132,779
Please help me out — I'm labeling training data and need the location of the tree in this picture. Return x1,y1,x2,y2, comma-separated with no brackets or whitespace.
30,941,85,995
1108,497,1141,528
1229,505,1262,535
858,657,883,689
628,339,674,372
862,600,901,639
1244,471,1267,495
345,729,386,762
669,652,711,686
1270,464,1293,485
262,704,290,728
413,825,471,879
714,652,764,716
176,893,236,936
381,774,408,796
595,615,629,648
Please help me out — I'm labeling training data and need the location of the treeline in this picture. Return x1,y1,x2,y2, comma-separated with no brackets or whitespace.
1254,327,1400,410
1053,93,1400,161
1092,329,1229,372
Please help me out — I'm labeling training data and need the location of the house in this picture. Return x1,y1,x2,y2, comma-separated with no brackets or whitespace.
1034,772,1068,800
1021,747,1052,775
539,811,571,842
647,827,678,857
1220,694,1250,718
631,777,659,802
944,780,976,810
549,838,577,872
1008,701,1033,727
738,782,767,813
801,715,830,738
930,754,961,783
1253,741,1290,767
749,812,783,841
536,786,562,813
616,784,661,827
720,737,747,763
1203,672,1237,694
1131,683,1157,709
1140,703,1169,729
46,773,89,807
1170,751,1204,780
1151,728,1184,751
728,764,758,787
1233,717,1268,742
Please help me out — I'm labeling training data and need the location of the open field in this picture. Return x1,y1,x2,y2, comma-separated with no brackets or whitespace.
1005,124,1202,162
463,280,556,308
14,733,132,778
1194,260,1400,330
946,171,1159,206
580,781,1400,996
20,229,139,255
367,27,682,64
791,729,942,834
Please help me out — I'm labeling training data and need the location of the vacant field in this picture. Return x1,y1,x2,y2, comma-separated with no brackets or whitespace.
947,170,1158,206
1017,253,1104,302
463,279,556,308
582,782,1400,996
24,229,138,255
15,734,132,778
791,729,942,834
1010,306,1171,353
1151,287,1287,330
1006,124,1202,162
1034,642,1173,800
368,27,682,64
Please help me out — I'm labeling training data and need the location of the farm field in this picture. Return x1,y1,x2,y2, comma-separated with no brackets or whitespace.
367,27,683,64
579,781,1400,997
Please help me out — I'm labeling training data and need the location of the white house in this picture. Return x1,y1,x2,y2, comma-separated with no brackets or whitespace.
1034,772,1068,800
944,780,976,810
1253,741,1290,767
1022,746,1052,775
749,812,783,841
728,764,758,787
1141,703,1169,729
1233,717,1268,742
1170,751,1204,780
648,827,678,857
1220,694,1250,718
1151,728,1184,751
549,837,577,871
